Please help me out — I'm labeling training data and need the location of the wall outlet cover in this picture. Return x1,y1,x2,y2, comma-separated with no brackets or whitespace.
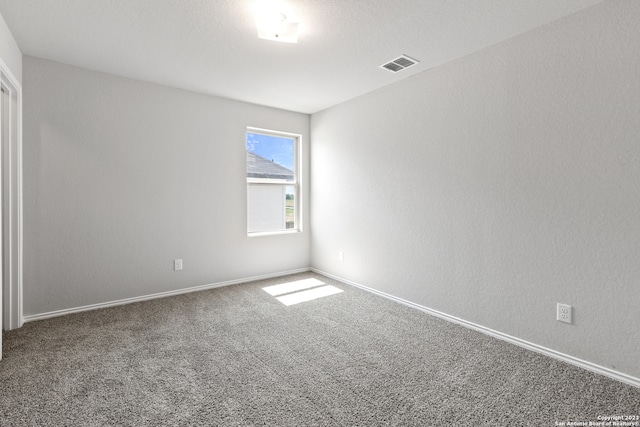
557,303,572,324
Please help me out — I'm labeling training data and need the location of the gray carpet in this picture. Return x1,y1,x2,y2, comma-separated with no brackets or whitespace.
1,272,638,426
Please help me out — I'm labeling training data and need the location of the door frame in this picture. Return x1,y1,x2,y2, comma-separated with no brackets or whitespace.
0,57,23,342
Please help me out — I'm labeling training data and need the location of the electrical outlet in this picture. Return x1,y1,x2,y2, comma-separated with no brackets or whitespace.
338,251,344,261
174,259,183,271
557,303,572,324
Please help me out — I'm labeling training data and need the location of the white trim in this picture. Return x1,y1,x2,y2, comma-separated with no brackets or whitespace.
0,58,23,332
0,57,20,91
0,72,3,360
246,126,300,139
23,268,312,323
312,268,640,389
247,178,296,185
247,229,301,238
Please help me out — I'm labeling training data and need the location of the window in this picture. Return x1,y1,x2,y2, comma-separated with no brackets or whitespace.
246,128,300,234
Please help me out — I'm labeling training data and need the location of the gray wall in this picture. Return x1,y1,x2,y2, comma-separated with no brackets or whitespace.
0,10,21,83
23,56,310,316
311,0,640,379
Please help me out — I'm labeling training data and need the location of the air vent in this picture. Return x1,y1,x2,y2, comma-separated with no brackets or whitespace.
379,55,419,73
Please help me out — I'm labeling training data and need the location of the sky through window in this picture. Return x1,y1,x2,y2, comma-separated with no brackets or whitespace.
247,132,294,171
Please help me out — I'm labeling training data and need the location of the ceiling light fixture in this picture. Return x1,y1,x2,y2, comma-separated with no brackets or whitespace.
256,12,298,43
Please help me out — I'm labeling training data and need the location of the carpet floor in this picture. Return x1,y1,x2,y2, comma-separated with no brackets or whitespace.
1,272,638,426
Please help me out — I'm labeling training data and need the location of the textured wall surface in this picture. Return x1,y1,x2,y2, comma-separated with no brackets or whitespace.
0,10,21,83
311,0,640,379
23,57,310,316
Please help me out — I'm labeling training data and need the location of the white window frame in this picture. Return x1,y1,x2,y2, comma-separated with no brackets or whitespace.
246,127,301,236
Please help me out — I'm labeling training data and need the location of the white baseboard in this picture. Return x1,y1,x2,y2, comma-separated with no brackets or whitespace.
23,268,311,323
312,268,640,389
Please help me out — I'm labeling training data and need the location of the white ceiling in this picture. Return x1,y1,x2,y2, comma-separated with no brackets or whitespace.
0,0,604,114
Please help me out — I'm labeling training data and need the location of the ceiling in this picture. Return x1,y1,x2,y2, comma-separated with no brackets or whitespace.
0,0,604,114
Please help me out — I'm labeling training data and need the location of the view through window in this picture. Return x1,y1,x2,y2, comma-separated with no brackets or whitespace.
246,129,299,234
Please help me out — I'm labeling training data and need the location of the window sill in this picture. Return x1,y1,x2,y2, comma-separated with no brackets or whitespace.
247,229,301,237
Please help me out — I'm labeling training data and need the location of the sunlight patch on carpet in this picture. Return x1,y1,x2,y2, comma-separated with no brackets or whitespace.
262,278,326,296
276,285,343,306
262,278,343,306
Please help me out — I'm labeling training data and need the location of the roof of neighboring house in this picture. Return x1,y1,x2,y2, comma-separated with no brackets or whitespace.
246,151,294,180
